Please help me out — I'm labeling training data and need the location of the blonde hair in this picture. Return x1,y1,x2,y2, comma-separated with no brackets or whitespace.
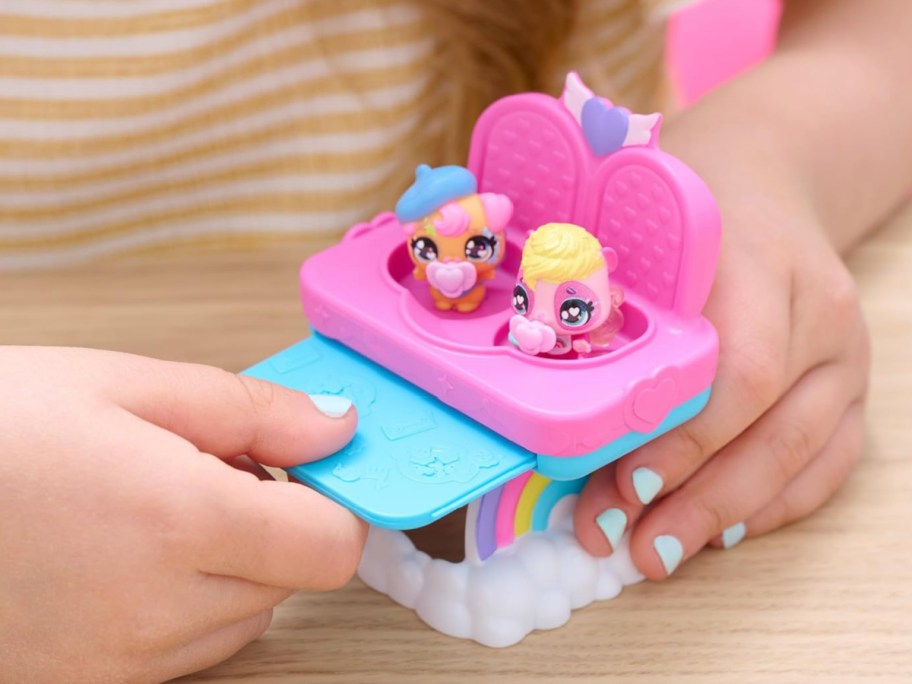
521,223,604,289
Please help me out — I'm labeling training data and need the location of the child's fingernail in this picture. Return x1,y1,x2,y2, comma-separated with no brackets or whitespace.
721,522,746,549
632,467,664,505
653,534,684,576
310,394,353,418
595,508,627,550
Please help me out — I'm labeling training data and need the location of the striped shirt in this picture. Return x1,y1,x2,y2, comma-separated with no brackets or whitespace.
0,0,682,270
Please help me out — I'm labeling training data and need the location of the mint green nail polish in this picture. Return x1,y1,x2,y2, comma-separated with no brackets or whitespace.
632,467,663,505
722,522,746,549
310,394,353,418
595,508,627,549
653,535,684,576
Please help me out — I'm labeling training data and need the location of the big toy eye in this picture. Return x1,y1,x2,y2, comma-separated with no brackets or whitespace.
464,235,496,262
411,236,438,263
512,283,531,315
559,297,592,328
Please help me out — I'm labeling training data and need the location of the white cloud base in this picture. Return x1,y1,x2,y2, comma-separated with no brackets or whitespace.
357,517,645,648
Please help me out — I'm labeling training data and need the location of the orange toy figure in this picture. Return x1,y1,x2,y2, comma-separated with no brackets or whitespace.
395,165,513,313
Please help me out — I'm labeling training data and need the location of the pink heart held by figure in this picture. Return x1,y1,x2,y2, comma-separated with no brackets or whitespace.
509,315,557,355
427,261,477,298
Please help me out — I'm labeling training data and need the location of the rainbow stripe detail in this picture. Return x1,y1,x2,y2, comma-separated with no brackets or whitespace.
470,472,587,561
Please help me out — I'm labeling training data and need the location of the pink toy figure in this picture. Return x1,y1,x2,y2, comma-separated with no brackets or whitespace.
395,164,513,313
509,223,624,357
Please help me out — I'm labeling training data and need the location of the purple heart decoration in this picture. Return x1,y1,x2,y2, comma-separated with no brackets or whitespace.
581,98,629,157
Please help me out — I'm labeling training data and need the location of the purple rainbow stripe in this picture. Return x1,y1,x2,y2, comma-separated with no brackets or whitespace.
474,472,533,561
495,471,532,547
474,485,502,561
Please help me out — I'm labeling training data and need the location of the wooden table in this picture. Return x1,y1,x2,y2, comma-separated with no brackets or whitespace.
2,206,911,683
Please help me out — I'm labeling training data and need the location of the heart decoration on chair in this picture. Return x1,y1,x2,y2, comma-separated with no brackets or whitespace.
581,98,630,157
624,368,681,433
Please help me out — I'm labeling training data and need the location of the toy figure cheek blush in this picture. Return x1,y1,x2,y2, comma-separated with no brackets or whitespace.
244,71,721,648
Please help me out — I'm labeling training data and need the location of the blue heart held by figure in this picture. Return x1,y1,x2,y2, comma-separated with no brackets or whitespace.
581,98,629,157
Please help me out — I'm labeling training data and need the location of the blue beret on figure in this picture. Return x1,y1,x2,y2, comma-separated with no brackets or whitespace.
395,164,478,223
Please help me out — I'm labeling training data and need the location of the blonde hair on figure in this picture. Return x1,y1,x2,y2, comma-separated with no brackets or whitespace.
520,223,604,290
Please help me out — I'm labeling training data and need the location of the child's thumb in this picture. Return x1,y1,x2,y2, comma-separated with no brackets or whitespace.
112,355,358,466
234,380,358,467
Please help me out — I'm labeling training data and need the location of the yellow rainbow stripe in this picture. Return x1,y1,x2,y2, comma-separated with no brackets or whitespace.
514,472,551,538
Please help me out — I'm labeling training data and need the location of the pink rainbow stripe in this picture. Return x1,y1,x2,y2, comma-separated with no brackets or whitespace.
494,471,532,548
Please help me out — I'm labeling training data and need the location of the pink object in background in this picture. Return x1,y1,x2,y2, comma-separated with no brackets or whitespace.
667,0,782,105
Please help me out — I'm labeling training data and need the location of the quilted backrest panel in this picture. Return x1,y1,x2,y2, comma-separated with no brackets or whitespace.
467,94,590,236
467,88,719,317
592,155,685,309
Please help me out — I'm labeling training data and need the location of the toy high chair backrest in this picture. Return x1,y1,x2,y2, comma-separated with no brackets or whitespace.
467,74,719,320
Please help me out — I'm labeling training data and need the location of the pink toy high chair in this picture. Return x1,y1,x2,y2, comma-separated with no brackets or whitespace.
244,73,721,647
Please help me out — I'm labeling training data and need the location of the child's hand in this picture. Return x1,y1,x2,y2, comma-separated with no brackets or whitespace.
0,347,366,684
574,140,871,578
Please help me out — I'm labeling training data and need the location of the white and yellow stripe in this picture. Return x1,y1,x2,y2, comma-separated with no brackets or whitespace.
0,0,680,270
